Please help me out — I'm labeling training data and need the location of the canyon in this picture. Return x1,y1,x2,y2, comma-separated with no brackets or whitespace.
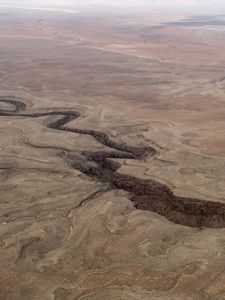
1,6,225,300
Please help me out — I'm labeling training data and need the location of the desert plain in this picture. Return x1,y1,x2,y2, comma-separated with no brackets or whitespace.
1,5,225,300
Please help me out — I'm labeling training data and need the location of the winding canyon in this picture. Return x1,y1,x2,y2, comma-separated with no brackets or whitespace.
1,97,224,228
1,6,225,300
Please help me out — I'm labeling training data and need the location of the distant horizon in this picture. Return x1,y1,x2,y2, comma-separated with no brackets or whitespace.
0,0,225,15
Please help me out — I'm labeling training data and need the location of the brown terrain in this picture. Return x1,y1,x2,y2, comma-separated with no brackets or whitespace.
1,6,225,300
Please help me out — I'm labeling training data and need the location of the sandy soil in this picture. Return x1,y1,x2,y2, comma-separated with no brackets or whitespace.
0,8,225,299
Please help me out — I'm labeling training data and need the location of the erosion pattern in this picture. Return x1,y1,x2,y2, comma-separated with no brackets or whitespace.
1,97,225,228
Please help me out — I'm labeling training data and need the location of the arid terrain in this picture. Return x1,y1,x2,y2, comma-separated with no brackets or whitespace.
1,6,225,300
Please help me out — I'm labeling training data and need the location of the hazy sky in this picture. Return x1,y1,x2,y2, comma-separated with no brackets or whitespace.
0,0,225,15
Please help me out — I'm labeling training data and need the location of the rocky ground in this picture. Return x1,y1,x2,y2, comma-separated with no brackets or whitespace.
0,7,225,299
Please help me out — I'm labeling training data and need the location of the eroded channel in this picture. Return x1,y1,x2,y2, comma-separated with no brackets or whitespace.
1,96,225,228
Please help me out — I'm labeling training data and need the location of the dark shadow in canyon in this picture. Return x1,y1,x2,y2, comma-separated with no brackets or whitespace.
1,96,225,228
